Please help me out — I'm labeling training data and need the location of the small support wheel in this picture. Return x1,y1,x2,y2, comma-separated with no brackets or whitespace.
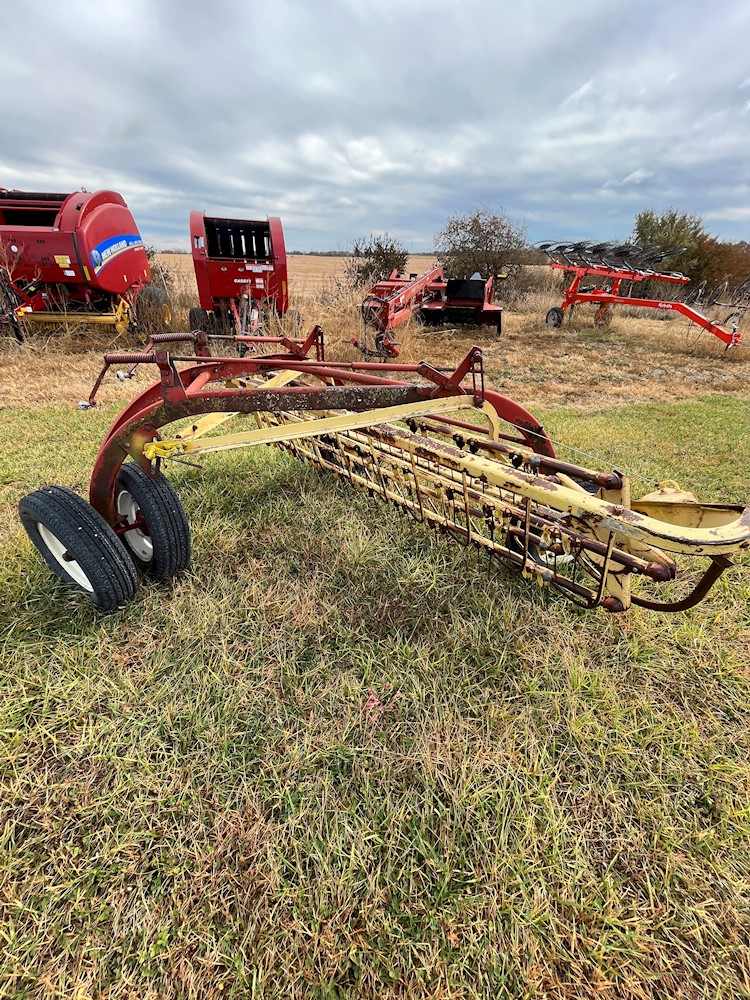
545,306,564,328
18,486,138,610
115,463,191,578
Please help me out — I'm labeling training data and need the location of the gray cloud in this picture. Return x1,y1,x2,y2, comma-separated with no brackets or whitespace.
2,0,749,249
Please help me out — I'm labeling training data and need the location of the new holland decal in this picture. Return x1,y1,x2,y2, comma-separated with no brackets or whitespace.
90,234,144,273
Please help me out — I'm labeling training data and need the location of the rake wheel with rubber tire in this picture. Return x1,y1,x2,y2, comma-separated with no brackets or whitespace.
707,280,728,308
18,486,138,610
115,463,191,578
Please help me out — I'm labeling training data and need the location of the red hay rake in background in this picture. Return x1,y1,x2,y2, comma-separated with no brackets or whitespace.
354,266,504,358
18,330,750,615
540,241,745,349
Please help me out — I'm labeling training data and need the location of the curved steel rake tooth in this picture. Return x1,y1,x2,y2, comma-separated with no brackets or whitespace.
610,244,640,268
593,242,621,268
537,242,564,262
563,243,587,266
557,244,581,265
575,242,600,266
682,280,706,305
650,246,687,263
633,243,661,256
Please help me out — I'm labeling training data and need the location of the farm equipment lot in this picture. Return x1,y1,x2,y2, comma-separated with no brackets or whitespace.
1,277,750,997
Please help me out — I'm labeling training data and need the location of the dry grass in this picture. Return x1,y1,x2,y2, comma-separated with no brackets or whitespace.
2,258,750,999
2,257,749,411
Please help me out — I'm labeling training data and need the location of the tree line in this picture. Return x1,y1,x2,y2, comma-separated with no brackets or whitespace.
346,206,750,295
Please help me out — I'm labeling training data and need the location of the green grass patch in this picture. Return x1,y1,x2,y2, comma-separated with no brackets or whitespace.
0,398,749,998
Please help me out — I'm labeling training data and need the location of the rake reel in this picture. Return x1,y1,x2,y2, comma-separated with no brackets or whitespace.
18,331,750,612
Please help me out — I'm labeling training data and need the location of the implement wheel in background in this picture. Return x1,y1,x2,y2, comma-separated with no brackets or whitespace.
137,285,173,335
18,486,138,610
545,306,564,328
115,464,191,578
188,306,211,332
682,280,706,307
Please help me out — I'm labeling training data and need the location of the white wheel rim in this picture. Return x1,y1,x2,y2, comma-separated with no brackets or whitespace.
37,523,95,592
116,489,154,562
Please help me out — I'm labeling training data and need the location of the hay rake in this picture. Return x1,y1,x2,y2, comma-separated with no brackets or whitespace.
540,241,743,348
18,330,750,613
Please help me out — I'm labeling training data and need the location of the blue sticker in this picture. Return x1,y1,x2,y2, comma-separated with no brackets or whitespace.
90,234,144,273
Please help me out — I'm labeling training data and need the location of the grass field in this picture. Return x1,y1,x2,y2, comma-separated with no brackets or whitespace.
1,282,750,998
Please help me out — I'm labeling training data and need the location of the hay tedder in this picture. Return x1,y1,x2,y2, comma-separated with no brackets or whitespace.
541,241,743,349
355,267,504,358
188,211,291,347
0,189,171,342
18,332,750,614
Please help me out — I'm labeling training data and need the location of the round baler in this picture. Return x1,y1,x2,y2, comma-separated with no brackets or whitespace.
0,188,170,340
188,211,293,346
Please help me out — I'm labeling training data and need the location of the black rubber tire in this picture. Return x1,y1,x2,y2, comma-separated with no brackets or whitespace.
188,306,211,332
18,486,138,610
137,285,173,334
115,464,191,578
545,306,564,328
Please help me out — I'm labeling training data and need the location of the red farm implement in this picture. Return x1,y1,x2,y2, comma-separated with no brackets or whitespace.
540,241,743,349
355,267,504,358
189,211,291,347
0,189,170,343
18,333,750,614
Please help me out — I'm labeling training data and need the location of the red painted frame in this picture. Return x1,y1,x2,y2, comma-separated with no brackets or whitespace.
87,342,554,526
190,211,289,316
550,262,742,348
0,189,150,317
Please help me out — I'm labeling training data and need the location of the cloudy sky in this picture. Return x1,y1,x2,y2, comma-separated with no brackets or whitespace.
2,0,749,251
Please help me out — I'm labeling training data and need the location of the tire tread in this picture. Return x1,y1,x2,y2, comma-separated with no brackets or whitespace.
19,486,138,610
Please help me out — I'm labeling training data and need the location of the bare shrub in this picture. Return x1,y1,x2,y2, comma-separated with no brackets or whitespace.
343,233,409,290
435,205,527,280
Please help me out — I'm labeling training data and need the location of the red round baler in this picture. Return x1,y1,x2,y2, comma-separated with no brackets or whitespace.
188,211,290,342
0,189,169,341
